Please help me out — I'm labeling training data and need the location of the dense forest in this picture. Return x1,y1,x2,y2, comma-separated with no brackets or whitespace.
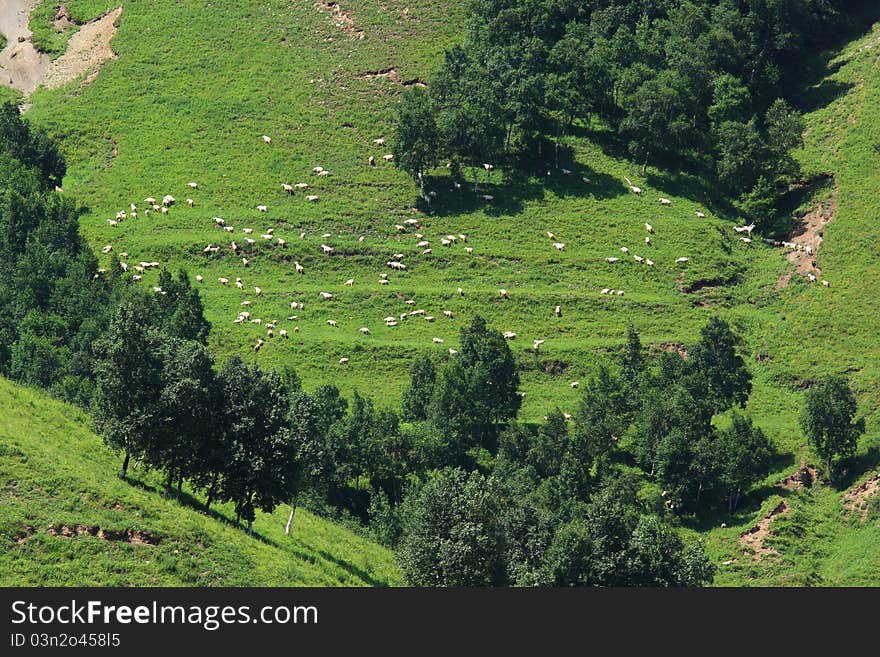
394,0,869,223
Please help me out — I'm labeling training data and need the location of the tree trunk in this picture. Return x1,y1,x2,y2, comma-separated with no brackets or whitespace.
177,477,183,499
206,474,217,510
165,469,173,498
119,452,130,479
473,167,478,193
284,493,299,535
247,518,253,536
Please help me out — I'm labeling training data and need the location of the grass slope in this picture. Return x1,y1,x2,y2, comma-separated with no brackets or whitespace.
11,1,880,584
0,376,400,586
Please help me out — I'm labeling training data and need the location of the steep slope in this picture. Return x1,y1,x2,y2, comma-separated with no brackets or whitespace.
0,376,400,586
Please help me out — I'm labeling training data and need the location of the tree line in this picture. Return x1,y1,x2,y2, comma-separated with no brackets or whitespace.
393,0,869,223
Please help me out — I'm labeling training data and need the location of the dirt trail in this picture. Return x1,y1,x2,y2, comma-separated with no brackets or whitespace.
0,3,121,100
0,0,50,96
740,501,789,559
316,1,364,39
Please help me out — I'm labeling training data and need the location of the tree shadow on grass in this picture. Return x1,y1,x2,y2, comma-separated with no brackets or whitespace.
316,549,392,587
833,445,880,491
418,159,626,218
123,474,280,547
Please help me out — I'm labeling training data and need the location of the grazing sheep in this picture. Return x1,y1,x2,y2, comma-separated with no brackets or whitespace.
620,246,629,254
383,154,394,161
605,257,619,263
257,205,267,213
432,337,444,343
345,279,354,286
282,183,294,193
457,287,464,297
645,236,651,245
195,275,203,283
659,198,671,206
645,223,653,233
359,327,370,334
695,211,706,218
327,319,338,327
555,305,561,317
295,262,305,274
448,348,458,355
675,257,689,264
499,289,509,299
633,255,644,263
533,339,545,351
503,331,516,339
218,277,229,285
254,339,264,351
339,357,349,364
570,381,579,388
279,329,288,338
262,135,272,143
553,242,566,251
306,195,319,202
162,195,175,207
320,292,333,299
822,280,830,287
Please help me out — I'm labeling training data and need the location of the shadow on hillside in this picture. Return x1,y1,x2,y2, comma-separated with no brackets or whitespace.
681,450,795,533
766,173,836,239
833,446,880,491
122,475,281,547
316,549,391,587
419,160,626,218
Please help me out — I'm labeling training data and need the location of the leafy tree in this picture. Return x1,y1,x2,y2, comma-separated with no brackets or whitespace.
155,269,210,344
215,357,295,534
717,412,774,512
283,391,324,534
393,88,441,198
92,298,164,479
429,315,521,455
398,468,508,586
620,323,644,390
801,376,865,483
401,355,436,422
154,338,220,497
690,317,752,414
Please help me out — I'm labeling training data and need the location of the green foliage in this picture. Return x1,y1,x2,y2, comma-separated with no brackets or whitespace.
398,467,508,586
801,377,865,482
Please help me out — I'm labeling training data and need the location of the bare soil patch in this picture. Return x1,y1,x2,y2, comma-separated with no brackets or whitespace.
316,1,364,40
843,473,880,522
356,67,426,87
47,524,159,545
0,0,50,96
774,189,836,289
740,501,789,559
651,342,688,359
777,464,818,490
42,7,122,91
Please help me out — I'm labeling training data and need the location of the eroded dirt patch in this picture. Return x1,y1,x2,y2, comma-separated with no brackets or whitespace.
316,1,364,39
843,473,880,522
42,7,122,91
777,464,818,490
773,189,836,289
0,0,50,96
355,67,426,87
740,501,789,559
651,342,689,359
47,524,159,545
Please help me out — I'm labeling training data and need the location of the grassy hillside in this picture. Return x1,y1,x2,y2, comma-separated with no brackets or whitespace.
0,376,400,586
10,1,880,585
